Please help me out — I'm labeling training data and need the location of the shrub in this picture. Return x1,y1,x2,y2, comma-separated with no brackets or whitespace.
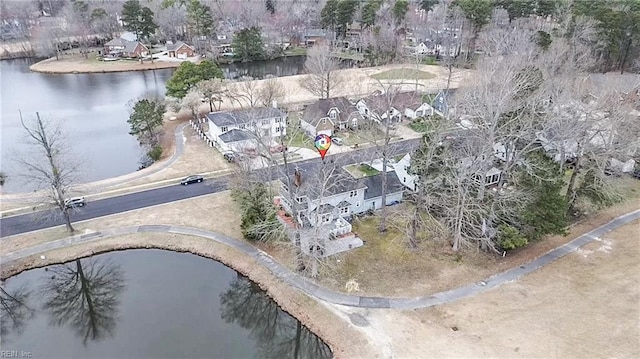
497,225,528,250
147,145,163,161
0,171,6,186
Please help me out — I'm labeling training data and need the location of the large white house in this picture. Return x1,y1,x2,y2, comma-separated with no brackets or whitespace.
277,160,405,238
205,107,287,154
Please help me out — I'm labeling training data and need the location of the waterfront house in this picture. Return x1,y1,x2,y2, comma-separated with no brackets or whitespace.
205,107,287,154
167,41,196,59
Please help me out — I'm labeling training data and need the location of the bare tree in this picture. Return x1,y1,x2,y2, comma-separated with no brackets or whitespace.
300,43,343,99
17,112,82,233
195,78,226,112
181,88,205,121
226,76,261,108
41,257,125,345
0,285,35,342
257,76,287,108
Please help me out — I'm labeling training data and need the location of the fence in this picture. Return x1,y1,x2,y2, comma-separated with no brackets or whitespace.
189,118,216,149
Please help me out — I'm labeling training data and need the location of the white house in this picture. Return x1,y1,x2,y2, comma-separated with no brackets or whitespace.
278,161,405,237
394,153,419,191
206,107,287,154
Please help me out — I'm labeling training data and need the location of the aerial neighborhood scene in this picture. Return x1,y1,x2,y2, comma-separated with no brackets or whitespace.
1,0,640,357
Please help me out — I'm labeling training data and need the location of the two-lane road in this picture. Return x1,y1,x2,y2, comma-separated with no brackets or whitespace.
0,139,421,237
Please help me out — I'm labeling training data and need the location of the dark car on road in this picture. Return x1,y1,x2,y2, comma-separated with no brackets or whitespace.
180,175,204,185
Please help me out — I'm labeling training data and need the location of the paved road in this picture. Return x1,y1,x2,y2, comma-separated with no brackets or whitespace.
4,208,638,308
0,139,421,237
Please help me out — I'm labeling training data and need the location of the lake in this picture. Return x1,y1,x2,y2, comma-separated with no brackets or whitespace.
0,56,306,193
0,249,332,358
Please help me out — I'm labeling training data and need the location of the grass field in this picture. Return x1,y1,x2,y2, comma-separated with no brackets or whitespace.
371,68,436,81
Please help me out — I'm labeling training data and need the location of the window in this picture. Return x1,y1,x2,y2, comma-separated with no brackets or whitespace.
239,124,246,129
281,183,289,192
322,214,331,223
276,117,283,123
329,110,337,119
221,126,228,133
340,207,349,215
296,196,305,203
356,201,361,207
349,190,357,197
275,126,281,133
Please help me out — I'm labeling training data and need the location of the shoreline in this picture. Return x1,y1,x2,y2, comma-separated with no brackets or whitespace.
0,233,374,358
29,56,184,74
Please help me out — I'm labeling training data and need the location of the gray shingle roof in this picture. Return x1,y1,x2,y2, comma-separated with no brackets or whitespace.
206,107,287,127
362,91,423,114
105,38,146,54
302,97,360,126
279,158,403,201
310,203,335,215
218,129,254,143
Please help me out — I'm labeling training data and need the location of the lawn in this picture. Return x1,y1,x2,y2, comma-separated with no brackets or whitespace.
284,47,307,56
318,210,497,297
409,120,431,133
371,68,436,81
343,163,380,178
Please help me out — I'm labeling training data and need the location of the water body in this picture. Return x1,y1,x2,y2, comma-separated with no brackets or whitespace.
0,57,307,193
0,249,332,358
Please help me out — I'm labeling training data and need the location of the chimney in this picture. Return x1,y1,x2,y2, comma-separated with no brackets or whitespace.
294,168,302,187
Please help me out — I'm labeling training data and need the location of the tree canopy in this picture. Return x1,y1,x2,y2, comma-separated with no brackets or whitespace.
232,27,265,62
165,60,224,98
121,0,157,40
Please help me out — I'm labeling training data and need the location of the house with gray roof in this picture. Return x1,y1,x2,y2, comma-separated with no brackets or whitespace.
104,37,148,58
356,91,438,123
301,97,363,138
277,158,405,236
205,107,287,154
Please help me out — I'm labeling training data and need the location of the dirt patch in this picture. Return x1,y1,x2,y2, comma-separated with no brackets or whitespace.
29,55,183,74
1,232,377,359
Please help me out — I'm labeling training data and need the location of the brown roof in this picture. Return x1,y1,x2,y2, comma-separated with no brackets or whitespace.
167,41,194,52
302,97,361,126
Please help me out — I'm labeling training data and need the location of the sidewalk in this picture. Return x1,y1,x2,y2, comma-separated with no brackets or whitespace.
4,208,638,308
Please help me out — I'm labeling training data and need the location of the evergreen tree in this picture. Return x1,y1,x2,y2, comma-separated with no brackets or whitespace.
165,60,224,98
121,0,157,40
232,27,265,62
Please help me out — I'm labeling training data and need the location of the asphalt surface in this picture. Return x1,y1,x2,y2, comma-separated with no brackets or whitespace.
0,138,421,237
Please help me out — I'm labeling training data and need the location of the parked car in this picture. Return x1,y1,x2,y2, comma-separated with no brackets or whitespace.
180,175,204,185
64,197,86,208
223,152,236,162
332,137,344,146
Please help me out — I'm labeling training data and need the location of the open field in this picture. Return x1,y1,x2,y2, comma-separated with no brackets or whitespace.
371,68,436,81
349,218,640,358
29,53,186,73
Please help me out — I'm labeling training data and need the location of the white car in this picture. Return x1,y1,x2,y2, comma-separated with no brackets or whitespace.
64,197,86,208
332,137,344,146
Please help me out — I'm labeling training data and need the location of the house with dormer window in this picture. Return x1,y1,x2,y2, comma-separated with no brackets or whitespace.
300,97,363,138
205,107,287,154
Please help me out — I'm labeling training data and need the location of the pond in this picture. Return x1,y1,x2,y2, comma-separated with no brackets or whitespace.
0,56,308,193
0,249,332,358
